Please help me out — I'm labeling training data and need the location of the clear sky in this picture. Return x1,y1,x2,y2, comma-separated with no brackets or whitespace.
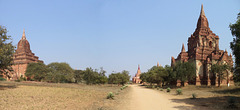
0,0,239,77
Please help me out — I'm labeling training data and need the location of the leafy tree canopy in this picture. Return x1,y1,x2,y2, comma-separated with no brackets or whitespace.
25,63,49,81
0,26,15,77
230,12,240,82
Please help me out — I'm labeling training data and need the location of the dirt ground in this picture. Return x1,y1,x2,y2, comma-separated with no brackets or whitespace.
0,81,120,110
114,85,240,110
1,82,239,110
114,85,193,110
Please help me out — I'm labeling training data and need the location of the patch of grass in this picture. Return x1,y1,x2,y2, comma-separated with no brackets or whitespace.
176,88,182,95
192,93,197,99
0,77,6,81
120,85,128,90
167,87,171,92
107,92,114,99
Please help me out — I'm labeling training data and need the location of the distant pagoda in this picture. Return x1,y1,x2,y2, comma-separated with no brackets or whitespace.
132,65,142,84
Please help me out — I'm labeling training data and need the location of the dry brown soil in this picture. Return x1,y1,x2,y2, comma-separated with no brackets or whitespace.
115,85,240,110
115,85,193,110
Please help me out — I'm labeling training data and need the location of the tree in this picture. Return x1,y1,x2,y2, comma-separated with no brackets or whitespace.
230,12,240,82
74,70,85,83
25,63,49,81
108,73,119,84
148,66,168,86
164,65,176,85
210,62,230,87
173,61,195,85
47,62,75,83
108,70,130,85
119,70,130,85
140,66,168,86
140,72,148,83
0,26,15,78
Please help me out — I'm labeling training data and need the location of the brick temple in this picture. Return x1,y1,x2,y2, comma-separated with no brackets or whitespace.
9,29,43,80
171,5,234,86
132,65,142,84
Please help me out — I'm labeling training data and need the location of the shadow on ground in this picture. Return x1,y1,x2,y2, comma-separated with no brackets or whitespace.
0,84,17,90
211,88,240,95
171,96,240,110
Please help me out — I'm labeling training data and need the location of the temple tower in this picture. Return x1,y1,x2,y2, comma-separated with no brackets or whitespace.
11,29,43,80
132,65,142,84
172,5,233,86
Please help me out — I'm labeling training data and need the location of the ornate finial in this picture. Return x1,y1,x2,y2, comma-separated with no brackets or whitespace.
181,43,186,52
22,29,26,40
225,49,228,53
157,62,159,67
200,4,205,17
138,64,140,70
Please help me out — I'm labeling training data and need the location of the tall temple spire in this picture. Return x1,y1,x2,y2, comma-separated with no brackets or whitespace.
157,62,159,67
138,64,140,70
196,4,209,31
181,43,186,52
200,4,205,17
22,29,26,40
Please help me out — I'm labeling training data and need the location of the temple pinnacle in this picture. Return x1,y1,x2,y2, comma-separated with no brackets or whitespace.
200,4,205,17
181,43,186,52
22,29,26,40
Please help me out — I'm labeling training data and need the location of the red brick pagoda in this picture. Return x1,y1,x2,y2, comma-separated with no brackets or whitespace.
132,65,142,84
10,29,43,80
171,5,234,86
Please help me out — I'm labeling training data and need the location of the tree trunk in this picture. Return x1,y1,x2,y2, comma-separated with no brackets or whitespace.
218,74,221,87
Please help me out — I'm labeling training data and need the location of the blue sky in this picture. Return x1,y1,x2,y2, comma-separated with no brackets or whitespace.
0,0,239,77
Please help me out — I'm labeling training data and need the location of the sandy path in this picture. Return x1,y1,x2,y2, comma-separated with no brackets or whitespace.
121,85,193,110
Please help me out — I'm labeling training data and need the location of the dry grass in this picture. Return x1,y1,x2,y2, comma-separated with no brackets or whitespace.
0,81,123,110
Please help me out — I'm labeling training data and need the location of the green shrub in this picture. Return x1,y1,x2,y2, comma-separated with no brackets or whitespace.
167,87,171,92
15,79,21,82
156,87,160,90
120,85,128,90
107,92,114,99
160,88,163,91
192,93,197,99
176,88,182,95
152,85,155,89
0,77,6,81
20,76,26,81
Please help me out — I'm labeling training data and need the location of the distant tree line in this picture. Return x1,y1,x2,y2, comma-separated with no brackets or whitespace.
25,62,130,85
140,61,234,87
140,61,195,87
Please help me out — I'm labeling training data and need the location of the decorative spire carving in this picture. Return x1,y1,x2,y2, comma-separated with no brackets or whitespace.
157,62,159,67
171,56,176,66
181,43,186,52
138,64,140,70
22,29,26,40
200,4,205,17
193,4,210,37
